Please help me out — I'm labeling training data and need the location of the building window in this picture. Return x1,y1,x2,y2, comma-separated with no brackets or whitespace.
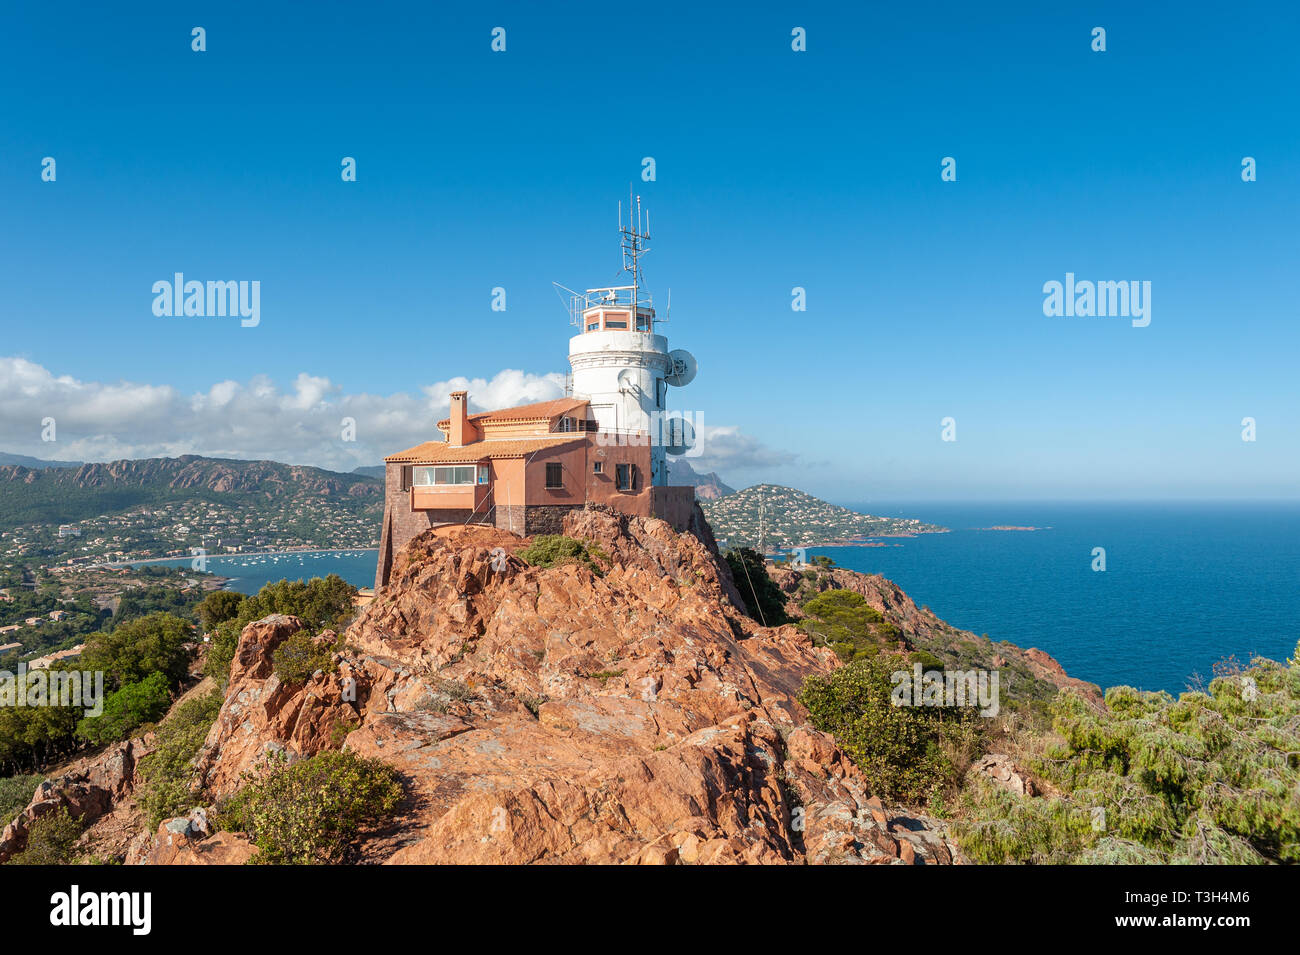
587,322,599,332
616,463,633,491
604,320,628,329
477,465,490,485
413,465,476,486
592,461,603,474
545,462,564,489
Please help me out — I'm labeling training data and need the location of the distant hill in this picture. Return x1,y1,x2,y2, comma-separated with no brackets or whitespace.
352,465,387,480
666,459,735,500
0,451,83,469
700,484,946,550
0,454,381,529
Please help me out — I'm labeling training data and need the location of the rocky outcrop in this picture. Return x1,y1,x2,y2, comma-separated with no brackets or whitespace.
178,508,973,864
0,738,149,863
194,615,364,797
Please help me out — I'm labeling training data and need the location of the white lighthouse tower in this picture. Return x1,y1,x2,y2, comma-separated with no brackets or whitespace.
564,197,698,486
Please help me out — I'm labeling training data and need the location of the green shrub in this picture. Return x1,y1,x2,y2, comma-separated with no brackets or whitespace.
272,631,341,685
136,689,223,829
203,619,242,686
215,750,403,864
954,657,1300,864
198,590,245,631
75,672,171,744
909,650,946,672
0,774,43,827
518,535,603,574
798,654,986,804
7,807,84,865
799,589,890,661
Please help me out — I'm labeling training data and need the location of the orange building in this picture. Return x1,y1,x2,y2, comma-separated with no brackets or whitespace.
374,391,695,588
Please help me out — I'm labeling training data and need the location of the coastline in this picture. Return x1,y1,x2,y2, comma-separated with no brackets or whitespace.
98,546,380,568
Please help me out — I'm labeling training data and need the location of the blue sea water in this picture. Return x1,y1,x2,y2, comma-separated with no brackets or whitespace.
142,550,379,596
810,502,1300,695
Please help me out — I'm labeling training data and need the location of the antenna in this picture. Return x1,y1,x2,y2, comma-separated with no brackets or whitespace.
619,187,652,321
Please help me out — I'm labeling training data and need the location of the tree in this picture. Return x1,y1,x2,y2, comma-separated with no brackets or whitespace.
198,590,244,631
76,672,171,744
80,612,193,690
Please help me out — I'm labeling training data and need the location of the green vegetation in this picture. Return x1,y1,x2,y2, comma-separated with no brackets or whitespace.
273,631,342,685
724,547,790,625
75,672,171,744
798,654,985,803
0,774,43,827
202,575,357,686
80,612,193,690
955,654,1300,864
136,689,223,829
0,611,197,773
798,589,900,661
197,590,243,631
518,535,606,574
6,807,84,865
215,750,404,864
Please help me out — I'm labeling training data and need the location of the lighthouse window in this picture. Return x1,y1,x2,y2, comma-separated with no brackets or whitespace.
587,321,599,331
604,320,628,329
545,463,564,489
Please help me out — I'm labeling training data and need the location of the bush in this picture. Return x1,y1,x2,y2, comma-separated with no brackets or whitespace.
198,590,244,631
724,547,789,625
203,619,242,686
75,671,171,744
272,631,341,685
954,658,1300,864
0,774,43,827
215,750,403,864
798,654,986,804
136,689,223,829
799,589,888,661
518,535,604,574
7,807,84,865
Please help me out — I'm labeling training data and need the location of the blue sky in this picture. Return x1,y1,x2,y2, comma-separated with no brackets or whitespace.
1,1,1297,500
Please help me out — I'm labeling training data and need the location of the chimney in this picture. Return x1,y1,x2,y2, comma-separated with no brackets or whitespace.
449,391,470,447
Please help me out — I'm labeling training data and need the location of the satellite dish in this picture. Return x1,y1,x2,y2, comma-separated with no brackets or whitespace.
665,349,697,387
662,414,696,456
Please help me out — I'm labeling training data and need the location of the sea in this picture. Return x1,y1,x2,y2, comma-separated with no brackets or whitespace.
808,501,1300,696
137,502,1299,696
141,550,380,596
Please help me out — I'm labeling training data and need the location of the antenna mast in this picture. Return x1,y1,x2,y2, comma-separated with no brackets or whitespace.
619,188,651,318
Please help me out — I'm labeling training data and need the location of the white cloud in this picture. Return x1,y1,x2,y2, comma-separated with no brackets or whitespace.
0,357,786,479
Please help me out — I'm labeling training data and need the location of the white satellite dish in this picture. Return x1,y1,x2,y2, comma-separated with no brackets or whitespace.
665,349,697,387
662,415,696,456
